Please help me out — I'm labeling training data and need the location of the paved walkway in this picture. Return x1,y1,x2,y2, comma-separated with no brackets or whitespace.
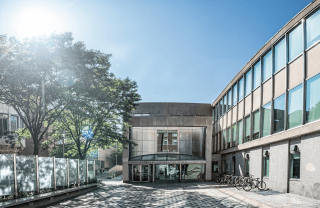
46,177,320,208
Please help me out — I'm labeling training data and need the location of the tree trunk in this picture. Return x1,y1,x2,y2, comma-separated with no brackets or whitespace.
33,138,39,155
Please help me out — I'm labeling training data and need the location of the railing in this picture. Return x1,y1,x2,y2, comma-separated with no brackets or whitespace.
0,154,103,202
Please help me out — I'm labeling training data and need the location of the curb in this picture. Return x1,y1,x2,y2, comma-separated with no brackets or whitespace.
212,185,274,208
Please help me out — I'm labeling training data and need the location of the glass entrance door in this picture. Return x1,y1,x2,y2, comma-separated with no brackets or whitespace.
133,165,140,182
149,164,153,182
141,165,149,181
155,164,180,182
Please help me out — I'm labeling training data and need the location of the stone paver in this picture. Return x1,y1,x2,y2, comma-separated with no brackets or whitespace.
47,179,251,208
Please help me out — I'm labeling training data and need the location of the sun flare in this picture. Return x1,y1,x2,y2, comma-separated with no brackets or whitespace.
14,6,63,38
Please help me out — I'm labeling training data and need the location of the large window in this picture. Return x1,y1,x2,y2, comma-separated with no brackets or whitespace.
223,95,227,115
273,94,285,133
306,9,320,48
231,123,237,146
289,24,303,61
306,73,320,123
274,38,286,73
237,120,243,145
253,61,261,89
288,85,303,129
245,69,252,96
244,116,250,143
262,102,271,137
239,77,244,101
252,110,260,140
233,84,238,106
0,114,8,136
227,127,231,148
212,107,215,123
10,116,18,133
222,130,226,150
290,153,300,179
157,130,178,153
263,50,272,82
228,90,232,110
219,100,223,118
263,155,270,177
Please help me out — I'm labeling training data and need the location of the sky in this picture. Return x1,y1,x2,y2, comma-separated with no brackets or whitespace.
0,0,313,104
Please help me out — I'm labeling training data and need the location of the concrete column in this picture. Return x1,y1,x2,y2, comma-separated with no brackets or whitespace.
123,127,130,182
205,123,213,181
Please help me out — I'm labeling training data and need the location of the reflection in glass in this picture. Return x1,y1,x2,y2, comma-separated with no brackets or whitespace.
133,165,140,181
289,24,303,61
88,160,95,182
157,130,178,152
56,158,67,186
244,116,250,143
306,9,320,48
38,157,54,189
228,90,232,110
239,77,244,101
181,164,204,180
0,154,14,196
233,84,238,106
263,156,270,177
141,165,149,181
16,156,37,192
10,116,18,133
306,73,320,123
253,61,261,89
290,153,300,178
223,95,227,114
0,114,8,136
222,130,226,150
237,120,243,145
155,164,180,181
245,69,252,96
263,51,272,82
227,127,231,148
219,100,223,117
262,102,272,137
288,85,303,129
273,94,285,133
231,123,236,146
275,38,286,73
69,159,78,185
252,110,260,140
79,160,87,184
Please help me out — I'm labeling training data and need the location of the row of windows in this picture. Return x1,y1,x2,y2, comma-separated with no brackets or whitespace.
0,114,22,136
212,7,320,122
216,73,320,149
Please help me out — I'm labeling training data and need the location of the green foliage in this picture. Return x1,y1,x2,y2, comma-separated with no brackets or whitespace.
106,148,123,168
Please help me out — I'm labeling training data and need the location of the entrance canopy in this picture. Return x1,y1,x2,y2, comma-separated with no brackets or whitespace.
129,154,205,165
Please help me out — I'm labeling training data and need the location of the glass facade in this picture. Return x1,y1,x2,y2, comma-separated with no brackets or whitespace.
239,77,244,101
288,84,303,129
253,61,261,89
0,114,8,136
306,8,320,48
245,69,252,96
306,73,320,123
223,95,227,114
228,90,232,110
10,116,18,133
231,123,236,146
273,94,286,133
157,130,178,153
289,24,303,61
244,116,250,143
220,100,224,116
233,84,238,106
262,102,271,137
252,110,260,140
227,127,231,148
290,153,300,179
262,50,272,82
274,38,286,73
237,120,243,145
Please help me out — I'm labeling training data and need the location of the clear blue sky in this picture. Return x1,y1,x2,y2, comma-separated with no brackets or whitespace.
0,0,313,104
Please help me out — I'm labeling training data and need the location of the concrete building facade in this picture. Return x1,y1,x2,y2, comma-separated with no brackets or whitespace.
212,1,320,200
122,0,320,200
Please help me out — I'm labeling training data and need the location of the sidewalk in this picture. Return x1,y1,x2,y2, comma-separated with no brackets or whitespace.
210,182,320,208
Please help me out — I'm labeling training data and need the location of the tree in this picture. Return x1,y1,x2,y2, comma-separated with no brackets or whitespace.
106,147,123,168
48,37,141,159
0,33,74,155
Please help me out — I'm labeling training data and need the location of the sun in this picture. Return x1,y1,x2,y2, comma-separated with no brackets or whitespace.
14,6,63,38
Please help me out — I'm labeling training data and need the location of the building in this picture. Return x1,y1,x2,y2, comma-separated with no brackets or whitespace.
122,103,212,182
122,0,320,200
211,1,320,199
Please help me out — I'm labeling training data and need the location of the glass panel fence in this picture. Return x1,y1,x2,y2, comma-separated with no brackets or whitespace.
55,158,67,187
88,160,95,182
38,157,54,189
0,154,14,196
69,159,78,186
16,156,37,193
79,160,87,184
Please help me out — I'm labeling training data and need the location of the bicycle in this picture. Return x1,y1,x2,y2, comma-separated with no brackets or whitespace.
242,176,266,191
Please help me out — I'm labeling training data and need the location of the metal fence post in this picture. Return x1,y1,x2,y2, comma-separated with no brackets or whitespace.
86,160,89,184
67,158,69,188
35,155,40,194
13,154,18,198
77,159,80,187
93,160,95,179
53,157,56,190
